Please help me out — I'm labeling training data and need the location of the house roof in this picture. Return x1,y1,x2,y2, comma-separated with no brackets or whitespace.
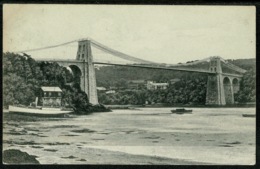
41,86,62,92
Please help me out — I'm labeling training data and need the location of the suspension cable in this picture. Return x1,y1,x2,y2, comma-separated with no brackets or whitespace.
13,39,80,53
90,39,156,64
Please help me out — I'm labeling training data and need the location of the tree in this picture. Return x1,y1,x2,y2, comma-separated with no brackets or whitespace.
234,69,256,103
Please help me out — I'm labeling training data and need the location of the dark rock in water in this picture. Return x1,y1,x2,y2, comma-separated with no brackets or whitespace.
61,155,77,159
91,104,112,113
3,149,40,164
77,158,87,161
43,149,58,152
71,128,96,133
72,103,112,115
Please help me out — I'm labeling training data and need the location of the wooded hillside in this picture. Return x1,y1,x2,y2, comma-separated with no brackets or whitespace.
3,52,108,113
3,52,255,107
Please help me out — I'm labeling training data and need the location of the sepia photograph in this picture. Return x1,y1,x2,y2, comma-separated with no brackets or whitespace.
2,4,256,165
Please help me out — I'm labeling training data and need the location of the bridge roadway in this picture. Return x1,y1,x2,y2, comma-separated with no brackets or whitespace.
35,59,243,78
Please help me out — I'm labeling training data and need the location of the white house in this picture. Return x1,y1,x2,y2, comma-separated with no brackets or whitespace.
146,81,169,90
105,90,116,94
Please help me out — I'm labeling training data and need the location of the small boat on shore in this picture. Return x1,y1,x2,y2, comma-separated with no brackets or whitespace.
171,108,192,114
8,86,74,117
242,114,255,118
8,105,73,117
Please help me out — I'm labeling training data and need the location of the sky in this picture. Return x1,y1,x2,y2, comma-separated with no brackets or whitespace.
3,5,256,64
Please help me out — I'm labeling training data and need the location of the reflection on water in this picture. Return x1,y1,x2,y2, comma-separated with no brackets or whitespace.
3,108,255,165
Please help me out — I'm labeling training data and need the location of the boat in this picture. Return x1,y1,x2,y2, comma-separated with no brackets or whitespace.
171,108,192,114
242,114,255,118
8,86,74,117
8,105,73,117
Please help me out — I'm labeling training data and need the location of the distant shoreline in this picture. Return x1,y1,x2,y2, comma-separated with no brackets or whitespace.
3,103,255,112
105,103,256,109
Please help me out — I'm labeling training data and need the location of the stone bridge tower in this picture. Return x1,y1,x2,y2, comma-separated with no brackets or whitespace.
205,57,241,105
76,39,98,105
206,57,225,105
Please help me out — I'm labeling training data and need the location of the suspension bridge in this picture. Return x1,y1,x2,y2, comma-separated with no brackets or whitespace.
15,38,246,105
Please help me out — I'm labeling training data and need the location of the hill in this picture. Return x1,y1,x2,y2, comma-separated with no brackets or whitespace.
2,52,109,113
226,58,255,70
95,58,255,88
96,58,255,105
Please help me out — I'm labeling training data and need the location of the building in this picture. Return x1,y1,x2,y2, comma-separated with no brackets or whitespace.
128,80,146,89
169,78,181,85
97,87,107,91
105,90,116,94
97,87,106,91
147,81,169,90
40,87,62,108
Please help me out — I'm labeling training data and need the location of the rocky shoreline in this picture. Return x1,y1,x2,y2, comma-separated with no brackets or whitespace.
3,149,40,164
2,147,212,165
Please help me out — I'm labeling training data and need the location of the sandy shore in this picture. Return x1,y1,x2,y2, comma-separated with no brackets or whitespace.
3,107,255,164
3,146,212,165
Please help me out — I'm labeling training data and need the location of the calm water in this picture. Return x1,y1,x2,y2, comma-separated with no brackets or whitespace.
3,107,256,164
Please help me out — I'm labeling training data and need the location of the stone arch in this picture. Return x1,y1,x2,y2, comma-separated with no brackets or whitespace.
223,77,233,104
68,65,82,86
232,78,239,94
60,67,73,84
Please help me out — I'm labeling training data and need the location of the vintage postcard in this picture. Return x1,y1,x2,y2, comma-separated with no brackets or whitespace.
3,4,256,165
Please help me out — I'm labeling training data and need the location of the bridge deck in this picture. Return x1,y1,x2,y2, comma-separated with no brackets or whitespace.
36,59,215,74
35,59,243,77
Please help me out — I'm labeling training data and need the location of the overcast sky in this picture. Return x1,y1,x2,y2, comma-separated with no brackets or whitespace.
3,5,255,64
